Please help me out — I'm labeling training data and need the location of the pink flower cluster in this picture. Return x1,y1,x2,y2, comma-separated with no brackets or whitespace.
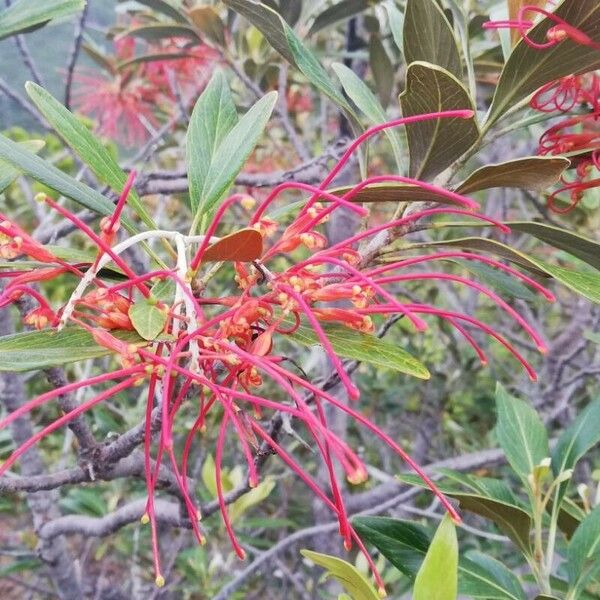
0,111,555,594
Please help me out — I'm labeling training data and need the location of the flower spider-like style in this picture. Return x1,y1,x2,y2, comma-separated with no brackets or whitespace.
531,73,600,213
0,109,557,595
483,5,600,52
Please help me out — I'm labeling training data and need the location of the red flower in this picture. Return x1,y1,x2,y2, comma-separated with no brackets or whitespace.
0,110,559,594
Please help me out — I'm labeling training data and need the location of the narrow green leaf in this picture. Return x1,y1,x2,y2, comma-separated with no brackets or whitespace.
187,71,277,219
0,328,144,372
0,0,85,41
222,0,361,129
25,83,158,232
461,552,527,600
0,133,117,217
534,260,600,305
383,0,404,55
486,0,600,126
290,321,430,379
548,497,586,540
352,517,430,577
457,157,571,195
404,0,462,78
506,222,600,271
308,0,379,36
119,0,189,23
300,550,380,599
187,71,238,214
397,474,532,554
495,383,549,486
283,21,359,122
0,140,45,193
393,237,549,276
413,515,458,600
568,505,600,592
331,62,404,170
450,493,531,554
123,23,199,41
222,0,296,65
128,300,167,341
369,35,393,109
403,235,600,304
354,516,526,599
117,51,193,70
452,260,537,301
552,398,600,506
399,61,479,181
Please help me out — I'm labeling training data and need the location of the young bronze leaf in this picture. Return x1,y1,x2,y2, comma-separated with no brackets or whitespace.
202,229,263,262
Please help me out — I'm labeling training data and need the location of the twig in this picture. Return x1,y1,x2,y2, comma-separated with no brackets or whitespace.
64,0,90,110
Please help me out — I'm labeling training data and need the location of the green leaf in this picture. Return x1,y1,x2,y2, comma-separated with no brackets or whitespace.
222,0,296,65
452,260,537,301
552,398,600,506
413,515,458,600
353,516,431,577
457,157,571,195
461,552,527,600
123,23,199,41
403,0,462,78
506,222,600,271
25,83,158,232
406,235,600,304
128,299,167,341
568,505,600,592
369,35,393,109
283,21,360,124
0,133,117,218
300,550,380,600
119,0,189,23
450,493,532,554
397,474,532,554
495,383,549,486
308,0,379,36
0,0,85,41
383,0,404,54
290,321,430,379
331,62,404,170
486,0,600,126
223,1,361,128
0,328,144,372
229,477,275,523
353,516,526,599
549,497,586,540
534,260,600,305
187,71,277,219
0,140,45,193
397,237,546,276
399,61,478,181
187,71,238,214
116,51,194,70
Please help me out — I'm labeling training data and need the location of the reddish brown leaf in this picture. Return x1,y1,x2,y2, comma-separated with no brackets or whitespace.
202,228,263,262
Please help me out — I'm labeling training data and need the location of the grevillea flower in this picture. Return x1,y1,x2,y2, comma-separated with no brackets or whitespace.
0,111,557,595
529,72,599,213
483,5,600,51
